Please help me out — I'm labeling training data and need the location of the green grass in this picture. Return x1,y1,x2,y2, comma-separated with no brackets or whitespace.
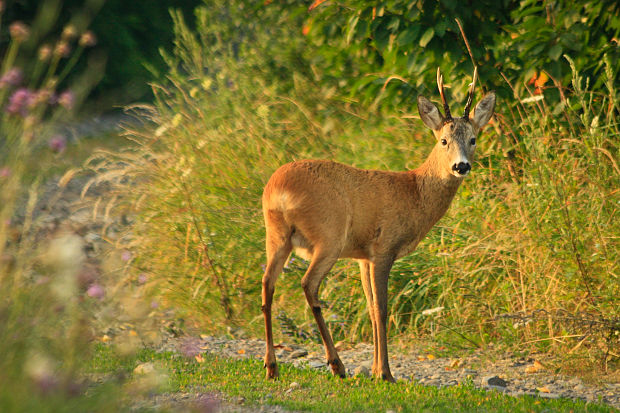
91,344,616,412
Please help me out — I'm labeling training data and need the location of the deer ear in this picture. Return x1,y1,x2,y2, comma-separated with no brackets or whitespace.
470,92,496,130
417,96,444,131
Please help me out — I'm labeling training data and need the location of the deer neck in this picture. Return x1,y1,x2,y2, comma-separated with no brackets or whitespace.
411,145,463,224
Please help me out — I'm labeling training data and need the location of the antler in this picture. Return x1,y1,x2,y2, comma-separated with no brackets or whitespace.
463,66,478,119
436,67,452,120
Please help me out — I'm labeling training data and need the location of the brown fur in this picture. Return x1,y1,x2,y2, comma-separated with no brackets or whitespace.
260,79,496,381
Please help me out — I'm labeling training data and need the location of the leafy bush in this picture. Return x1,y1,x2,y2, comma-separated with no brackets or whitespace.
305,0,619,110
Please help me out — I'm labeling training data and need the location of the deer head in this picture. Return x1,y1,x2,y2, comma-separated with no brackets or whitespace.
417,67,496,178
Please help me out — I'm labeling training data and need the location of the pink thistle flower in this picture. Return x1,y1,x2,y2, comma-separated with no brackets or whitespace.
121,250,132,261
86,283,105,299
57,90,75,109
6,88,34,116
0,68,23,87
48,135,67,153
137,273,148,284
0,167,10,178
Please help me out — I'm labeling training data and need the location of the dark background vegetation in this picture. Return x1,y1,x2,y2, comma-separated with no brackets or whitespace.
3,0,200,107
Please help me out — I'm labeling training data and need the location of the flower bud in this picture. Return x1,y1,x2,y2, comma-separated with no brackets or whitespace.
9,21,30,42
38,44,52,61
61,24,77,40
79,31,97,47
54,41,71,58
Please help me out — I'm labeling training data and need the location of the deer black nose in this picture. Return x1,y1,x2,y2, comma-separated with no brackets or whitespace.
452,162,471,175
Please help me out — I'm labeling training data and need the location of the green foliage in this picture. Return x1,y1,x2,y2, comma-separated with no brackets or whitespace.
3,0,202,105
305,0,619,110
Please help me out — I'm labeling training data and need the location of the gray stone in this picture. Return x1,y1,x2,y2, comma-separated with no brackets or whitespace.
483,375,507,387
290,349,308,359
353,365,371,378
308,361,325,369
539,392,561,399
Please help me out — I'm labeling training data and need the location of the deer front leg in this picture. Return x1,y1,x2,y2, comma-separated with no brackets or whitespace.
370,257,395,382
359,260,379,376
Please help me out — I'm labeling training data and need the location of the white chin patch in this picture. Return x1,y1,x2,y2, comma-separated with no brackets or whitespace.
452,170,470,178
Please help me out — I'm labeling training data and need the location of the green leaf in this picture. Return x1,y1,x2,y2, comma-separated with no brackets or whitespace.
397,26,420,46
419,27,434,48
346,15,360,45
549,44,562,61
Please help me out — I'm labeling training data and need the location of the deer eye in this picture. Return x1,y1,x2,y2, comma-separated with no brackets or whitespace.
441,139,447,146
470,138,476,145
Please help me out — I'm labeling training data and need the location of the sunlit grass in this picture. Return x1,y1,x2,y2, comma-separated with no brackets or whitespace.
90,344,615,412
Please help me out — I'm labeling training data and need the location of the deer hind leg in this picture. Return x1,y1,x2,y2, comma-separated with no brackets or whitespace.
359,260,379,376
370,257,395,382
262,210,293,379
301,250,346,378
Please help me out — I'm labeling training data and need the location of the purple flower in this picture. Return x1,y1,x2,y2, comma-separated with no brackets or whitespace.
57,90,74,109
150,300,159,309
48,135,66,153
138,273,148,284
6,88,34,116
86,283,105,299
0,167,10,178
121,250,132,261
0,68,23,87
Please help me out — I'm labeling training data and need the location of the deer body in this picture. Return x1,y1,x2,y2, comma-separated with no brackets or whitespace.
261,68,496,382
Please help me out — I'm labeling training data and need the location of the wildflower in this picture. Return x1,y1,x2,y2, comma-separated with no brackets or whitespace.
9,21,30,42
54,41,71,58
0,68,23,87
57,90,75,109
79,31,97,47
150,300,159,309
138,273,148,284
48,135,67,153
0,166,10,178
86,283,105,299
61,24,77,40
121,250,132,261
6,88,34,116
38,44,52,61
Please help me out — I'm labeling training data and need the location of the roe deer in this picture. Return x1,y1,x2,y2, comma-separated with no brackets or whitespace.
261,68,495,382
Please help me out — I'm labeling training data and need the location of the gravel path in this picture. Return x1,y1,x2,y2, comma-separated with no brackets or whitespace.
159,334,619,410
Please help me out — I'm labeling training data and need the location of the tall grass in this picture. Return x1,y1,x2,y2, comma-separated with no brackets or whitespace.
89,2,618,370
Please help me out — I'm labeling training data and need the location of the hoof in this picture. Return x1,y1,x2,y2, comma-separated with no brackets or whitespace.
264,362,279,379
380,372,396,383
328,358,346,378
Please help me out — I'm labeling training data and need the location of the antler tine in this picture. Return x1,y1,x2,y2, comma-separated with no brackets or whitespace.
463,66,478,119
436,67,452,120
